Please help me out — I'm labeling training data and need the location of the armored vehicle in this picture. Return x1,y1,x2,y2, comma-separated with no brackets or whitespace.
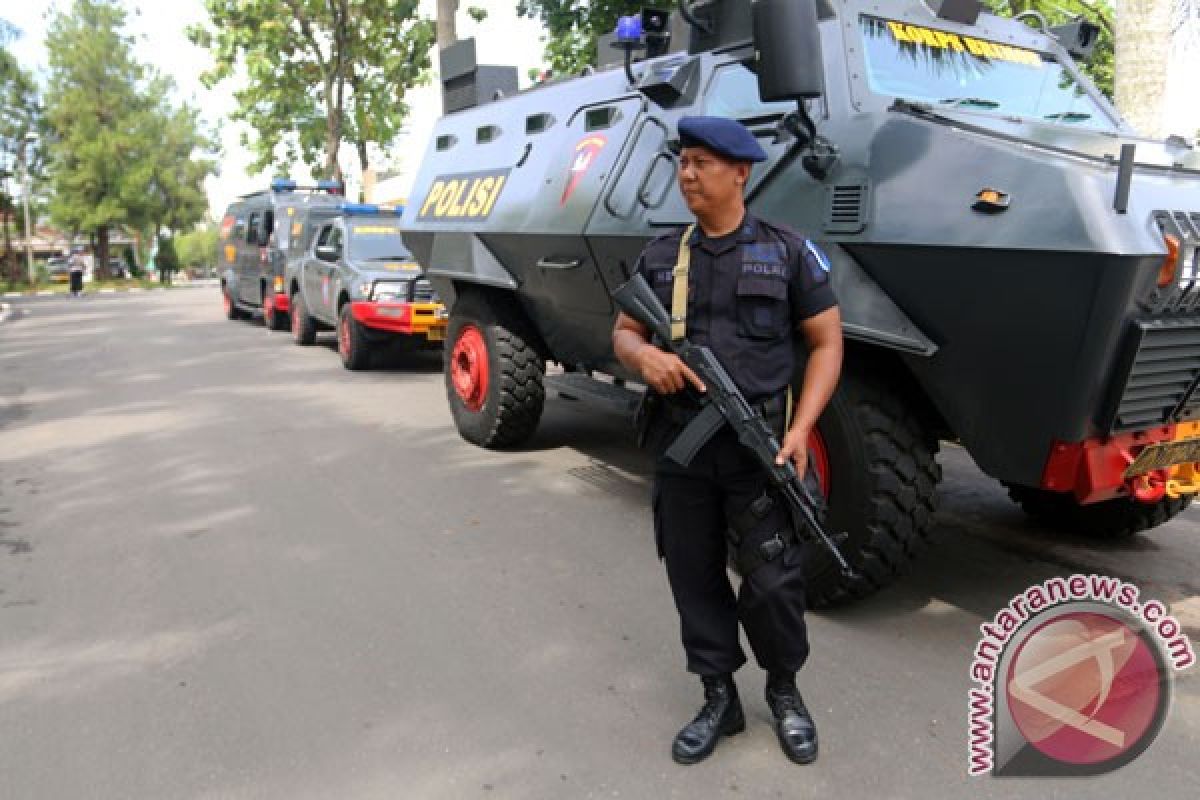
217,178,345,330
403,0,1200,606
286,203,446,370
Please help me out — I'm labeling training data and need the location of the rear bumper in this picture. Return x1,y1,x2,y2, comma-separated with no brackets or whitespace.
350,301,446,339
1041,421,1200,503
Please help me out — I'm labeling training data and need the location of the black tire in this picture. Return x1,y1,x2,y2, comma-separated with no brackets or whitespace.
445,291,545,447
338,303,372,371
1007,485,1192,539
804,365,941,608
290,291,317,346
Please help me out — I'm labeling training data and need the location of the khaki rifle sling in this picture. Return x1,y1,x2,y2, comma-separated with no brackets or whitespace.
670,225,696,343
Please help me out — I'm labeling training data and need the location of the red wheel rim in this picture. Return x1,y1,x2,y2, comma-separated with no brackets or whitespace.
338,313,351,359
451,325,489,412
264,297,274,326
222,291,231,315
808,427,831,498
291,298,301,337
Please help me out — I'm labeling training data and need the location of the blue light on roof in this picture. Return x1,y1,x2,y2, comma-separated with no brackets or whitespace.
271,177,298,192
615,15,643,43
340,203,381,215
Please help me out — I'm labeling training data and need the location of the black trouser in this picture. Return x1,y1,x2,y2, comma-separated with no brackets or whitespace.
69,271,83,293
650,416,809,677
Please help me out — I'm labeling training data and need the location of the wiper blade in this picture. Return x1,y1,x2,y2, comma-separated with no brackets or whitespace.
365,256,413,261
1043,111,1092,122
940,97,1000,109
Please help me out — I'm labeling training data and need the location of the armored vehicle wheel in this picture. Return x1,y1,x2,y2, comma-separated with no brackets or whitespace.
1007,485,1192,539
803,366,941,609
445,291,545,448
290,291,317,346
338,303,371,371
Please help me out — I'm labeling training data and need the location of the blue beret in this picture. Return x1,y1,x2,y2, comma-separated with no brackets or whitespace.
676,116,767,163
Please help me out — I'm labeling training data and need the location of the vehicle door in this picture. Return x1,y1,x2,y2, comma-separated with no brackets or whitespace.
239,210,262,304
318,223,345,321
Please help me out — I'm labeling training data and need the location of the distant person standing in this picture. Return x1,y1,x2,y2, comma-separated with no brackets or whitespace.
68,255,85,297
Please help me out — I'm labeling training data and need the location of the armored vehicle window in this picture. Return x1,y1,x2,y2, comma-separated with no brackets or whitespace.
704,65,792,120
347,222,412,262
231,216,246,241
526,113,554,134
246,212,260,244
859,15,1118,132
436,134,457,151
315,224,334,248
327,226,344,254
476,125,500,143
585,106,621,131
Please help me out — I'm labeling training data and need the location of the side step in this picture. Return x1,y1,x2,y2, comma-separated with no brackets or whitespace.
546,371,643,416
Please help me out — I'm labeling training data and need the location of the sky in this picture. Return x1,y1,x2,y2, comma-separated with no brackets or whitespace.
4,1,1199,222
3,0,548,219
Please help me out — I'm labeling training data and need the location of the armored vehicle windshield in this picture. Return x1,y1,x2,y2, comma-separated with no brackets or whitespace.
859,16,1117,132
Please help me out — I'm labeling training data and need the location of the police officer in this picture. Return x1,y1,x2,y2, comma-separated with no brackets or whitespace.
613,116,843,766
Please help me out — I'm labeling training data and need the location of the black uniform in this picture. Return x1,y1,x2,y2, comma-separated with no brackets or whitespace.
634,213,837,677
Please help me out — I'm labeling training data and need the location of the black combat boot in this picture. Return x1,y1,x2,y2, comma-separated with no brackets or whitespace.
765,673,818,765
671,674,745,765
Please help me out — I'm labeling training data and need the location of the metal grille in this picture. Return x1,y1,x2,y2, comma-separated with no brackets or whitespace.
823,183,868,234
1105,317,1200,432
1139,211,1200,314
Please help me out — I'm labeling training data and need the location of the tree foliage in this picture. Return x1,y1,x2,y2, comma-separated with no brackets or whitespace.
516,0,641,76
189,1,437,182
44,0,215,277
1,19,44,283
176,223,219,270
984,0,1115,98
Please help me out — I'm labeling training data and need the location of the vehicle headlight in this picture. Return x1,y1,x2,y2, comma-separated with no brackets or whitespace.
372,280,409,302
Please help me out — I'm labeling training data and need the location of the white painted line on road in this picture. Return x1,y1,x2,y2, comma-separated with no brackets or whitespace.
36,290,53,296
100,288,117,294
3,292,19,298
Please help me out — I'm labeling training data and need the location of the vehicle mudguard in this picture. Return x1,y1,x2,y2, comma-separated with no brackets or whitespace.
423,232,518,309
822,241,937,357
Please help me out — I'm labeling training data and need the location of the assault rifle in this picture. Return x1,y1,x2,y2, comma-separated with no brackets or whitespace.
614,273,857,579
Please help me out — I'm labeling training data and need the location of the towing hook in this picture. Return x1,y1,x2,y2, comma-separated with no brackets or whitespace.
1126,469,1169,504
1120,445,1169,503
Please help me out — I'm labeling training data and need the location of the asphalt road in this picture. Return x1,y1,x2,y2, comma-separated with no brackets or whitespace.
1,289,1197,800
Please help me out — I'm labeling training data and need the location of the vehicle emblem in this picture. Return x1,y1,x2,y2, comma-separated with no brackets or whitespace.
561,134,607,205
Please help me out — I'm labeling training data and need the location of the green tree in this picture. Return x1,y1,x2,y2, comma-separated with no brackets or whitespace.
984,1,1115,98
1,19,44,284
44,1,214,279
176,222,219,273
189,1,436,184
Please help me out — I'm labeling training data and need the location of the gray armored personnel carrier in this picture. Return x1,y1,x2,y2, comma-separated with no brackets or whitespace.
403,0,1200,605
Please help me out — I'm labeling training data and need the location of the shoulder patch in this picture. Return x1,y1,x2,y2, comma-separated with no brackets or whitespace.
804,240,832,273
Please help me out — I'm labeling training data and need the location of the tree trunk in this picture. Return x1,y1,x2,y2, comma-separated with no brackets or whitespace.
1114,0,1171,138
97,227,110,281
437,0,459,47
356,140,375,203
